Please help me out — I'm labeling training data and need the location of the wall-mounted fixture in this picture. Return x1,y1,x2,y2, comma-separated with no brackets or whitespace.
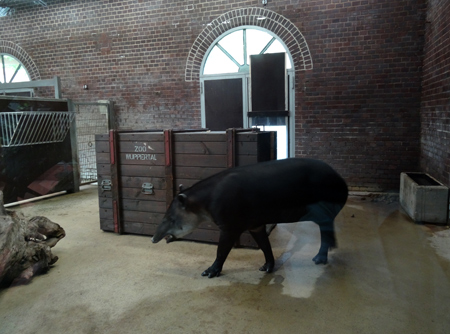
83,85,88,90
262,0,267,6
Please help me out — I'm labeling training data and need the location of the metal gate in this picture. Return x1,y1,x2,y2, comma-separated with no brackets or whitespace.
72,101,113,184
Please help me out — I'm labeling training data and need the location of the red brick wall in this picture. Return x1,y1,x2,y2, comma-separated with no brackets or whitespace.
420,0,450,187
0,0,427,191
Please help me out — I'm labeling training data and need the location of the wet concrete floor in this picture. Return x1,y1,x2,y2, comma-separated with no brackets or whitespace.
1,185,449,333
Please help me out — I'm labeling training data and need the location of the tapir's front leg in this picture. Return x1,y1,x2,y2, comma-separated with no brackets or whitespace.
202,230,240,278
249,226,275,273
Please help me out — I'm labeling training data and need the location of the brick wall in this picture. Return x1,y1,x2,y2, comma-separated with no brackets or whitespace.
0,0,428,191
420,0,450,187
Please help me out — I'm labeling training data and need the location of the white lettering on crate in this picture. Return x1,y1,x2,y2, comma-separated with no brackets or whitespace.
134,143,155,152
125,154,157,161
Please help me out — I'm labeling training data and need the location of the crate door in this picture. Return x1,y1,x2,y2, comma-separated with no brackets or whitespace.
117,133,167,235
203,78,244,130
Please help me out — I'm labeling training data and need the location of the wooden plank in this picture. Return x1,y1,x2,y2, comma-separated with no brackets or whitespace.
95,134,110,141
120,187,166,202
96,164,111,175
235,141,258,155
173,141,227,155
174,132,227,142
121,199,167,213
99,208,113,220
98,197,113,209
119,165,165,177
100,219,115,232
123,222,159,236
118,153,165,166
120,176,166,189
117,141,165,153
122,211,165,224
174,154,227,167
95,141,110,153
174,166,226,180
96,152,110,164
97,187,112,199
236,155,260,166
235,132,260,142
118,132,164,142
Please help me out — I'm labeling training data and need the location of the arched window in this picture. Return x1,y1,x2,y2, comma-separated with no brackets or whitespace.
203,28,292,75
1,54,30,83
201,27,294,159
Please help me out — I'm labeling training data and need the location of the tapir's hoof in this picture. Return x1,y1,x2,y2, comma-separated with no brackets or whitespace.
201,267,221,278
259,262,274,273
312,254,328,265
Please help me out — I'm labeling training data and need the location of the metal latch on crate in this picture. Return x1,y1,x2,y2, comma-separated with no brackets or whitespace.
101,179,112,191
142,183,154,195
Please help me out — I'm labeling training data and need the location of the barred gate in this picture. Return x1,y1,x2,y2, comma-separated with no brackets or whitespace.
73,101,112,184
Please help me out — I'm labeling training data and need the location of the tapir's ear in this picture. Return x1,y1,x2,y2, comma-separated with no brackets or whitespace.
179,184,184,192
177,193,187,208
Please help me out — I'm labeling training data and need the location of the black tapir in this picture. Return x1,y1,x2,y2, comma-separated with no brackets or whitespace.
151,158,348,278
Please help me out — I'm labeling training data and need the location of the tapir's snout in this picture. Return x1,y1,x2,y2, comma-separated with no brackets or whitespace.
151,233,176,244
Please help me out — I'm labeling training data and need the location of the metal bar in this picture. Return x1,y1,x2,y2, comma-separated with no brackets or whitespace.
243,29,247,66
259,37,276,54
9,63,21,83
0,77,57,89
226,128,236,168
109,130,115,165
164,129,174,208
8,113,24,146
109,129,122,234
248,111,289,117
1,55,6,83
217,43,241,68
0,111,75,147
172,128,209,133
113,200,119,234
0,76,61,98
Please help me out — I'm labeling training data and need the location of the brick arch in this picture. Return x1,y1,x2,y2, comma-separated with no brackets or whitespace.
185,7,313,82
0,40,40,81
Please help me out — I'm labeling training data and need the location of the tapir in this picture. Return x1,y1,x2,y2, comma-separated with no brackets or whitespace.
151,158,348,278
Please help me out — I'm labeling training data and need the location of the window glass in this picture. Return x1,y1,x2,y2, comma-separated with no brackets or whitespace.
1,54,30,83
218,30,244,66
203,46,240,75
246,29,273,58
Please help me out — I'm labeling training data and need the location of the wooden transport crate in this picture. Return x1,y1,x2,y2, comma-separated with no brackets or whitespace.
95,128,276,247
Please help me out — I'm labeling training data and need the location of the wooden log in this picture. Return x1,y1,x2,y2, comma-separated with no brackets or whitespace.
0,191,65,287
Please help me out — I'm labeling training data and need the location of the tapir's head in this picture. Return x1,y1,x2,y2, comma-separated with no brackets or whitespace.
151,193,209,244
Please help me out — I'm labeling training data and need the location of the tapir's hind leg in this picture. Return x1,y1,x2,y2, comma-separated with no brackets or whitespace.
313,220,337,264
301,201,343,265
249,226,275,273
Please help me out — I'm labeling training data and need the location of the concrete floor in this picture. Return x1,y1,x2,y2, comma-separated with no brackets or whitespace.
1,185,450,334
